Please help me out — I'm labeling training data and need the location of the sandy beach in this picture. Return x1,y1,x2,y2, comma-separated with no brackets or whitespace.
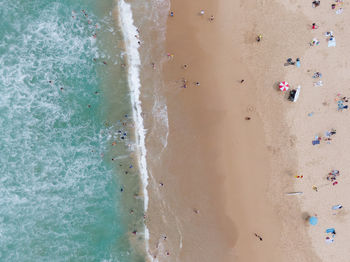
144,0,350,261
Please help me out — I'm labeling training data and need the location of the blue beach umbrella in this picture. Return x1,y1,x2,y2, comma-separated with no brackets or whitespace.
309,216,318,225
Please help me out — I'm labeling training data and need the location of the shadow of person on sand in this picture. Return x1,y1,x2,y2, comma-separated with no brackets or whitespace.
273,81,281,91
302,212,311,225
285,169,296,177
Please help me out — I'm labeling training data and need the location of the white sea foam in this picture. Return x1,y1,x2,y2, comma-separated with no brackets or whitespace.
152,97,169,151
117,0,151,258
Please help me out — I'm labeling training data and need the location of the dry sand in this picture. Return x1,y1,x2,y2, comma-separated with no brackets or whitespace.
145,0,350,261
285,0,350,261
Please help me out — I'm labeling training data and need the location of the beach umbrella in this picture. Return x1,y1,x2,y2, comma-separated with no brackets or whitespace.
279,81,289,91
309,216,318,225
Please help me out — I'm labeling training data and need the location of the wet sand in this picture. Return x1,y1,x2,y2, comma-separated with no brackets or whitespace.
145,0,350,261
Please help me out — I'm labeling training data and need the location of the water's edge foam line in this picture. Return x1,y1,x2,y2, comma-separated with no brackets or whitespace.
117,0,151,259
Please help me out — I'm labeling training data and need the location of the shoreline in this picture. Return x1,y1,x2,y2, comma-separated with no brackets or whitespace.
116,0,153,259
115,0,173,260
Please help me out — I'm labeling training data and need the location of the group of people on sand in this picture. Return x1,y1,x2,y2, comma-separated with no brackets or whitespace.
327,170,340,186
325,228,336,243
180,78,200,88
324,128,337,142
336,95,349,111
312,129,336,145
168,10,212,89
170,10,214,22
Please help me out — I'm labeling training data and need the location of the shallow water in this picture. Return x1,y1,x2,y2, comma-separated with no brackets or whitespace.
0,0,146,261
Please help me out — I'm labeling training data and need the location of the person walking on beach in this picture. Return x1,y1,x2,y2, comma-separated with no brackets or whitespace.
182,79,187,88
256,34,262,42
312,23,319,29
254,233,263,241
312,0,320,8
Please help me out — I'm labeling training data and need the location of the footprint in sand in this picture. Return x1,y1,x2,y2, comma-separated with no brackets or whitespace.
267,145,280,155
306,159,322,167
247,105,256,113
333,210,348,222
289,135,297,147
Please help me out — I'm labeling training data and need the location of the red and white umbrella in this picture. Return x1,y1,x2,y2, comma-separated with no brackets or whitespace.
279,81,289,91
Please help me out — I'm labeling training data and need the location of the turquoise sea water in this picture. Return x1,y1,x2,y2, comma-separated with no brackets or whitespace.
0,0,145,261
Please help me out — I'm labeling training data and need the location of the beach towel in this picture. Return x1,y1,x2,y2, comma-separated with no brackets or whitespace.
314,81,323,87
326,228,335,233
336,8,343,14
332,205,342,210
312,140,320,145
328,38,336,47
324,31,333,37
338,104,348,111
325,237,334,243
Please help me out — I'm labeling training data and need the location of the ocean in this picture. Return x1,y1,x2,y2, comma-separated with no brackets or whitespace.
0,0,169,261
